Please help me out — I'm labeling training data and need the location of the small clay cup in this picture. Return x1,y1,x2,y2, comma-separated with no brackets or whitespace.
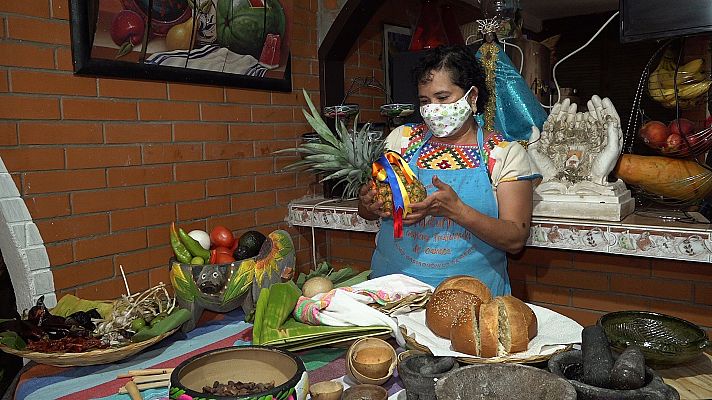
342,384,388,400
308,380,343,400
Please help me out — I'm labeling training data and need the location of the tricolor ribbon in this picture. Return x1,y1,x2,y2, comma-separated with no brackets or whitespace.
371,151,419,238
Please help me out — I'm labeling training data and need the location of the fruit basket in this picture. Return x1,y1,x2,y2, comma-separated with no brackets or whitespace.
638,119,712,159
647,47,711,111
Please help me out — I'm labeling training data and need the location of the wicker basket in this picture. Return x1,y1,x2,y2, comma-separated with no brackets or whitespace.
0,328,178,367
400,326,573,365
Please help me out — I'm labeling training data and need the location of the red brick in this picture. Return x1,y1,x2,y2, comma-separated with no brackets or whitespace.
225,88,271,104
648,301,712,329
25,194,70,219
652,258,712,283
231,192,276,211
0,0,50,17
11,173,21,191
139,101,200,121
146,182,205,205
293,74,319,91
149,266,172,289
76,272,149,300
204,142,255,160
610,275,692,301
200,104,251,122
24,169,106,194
229,124,274,141
696,283,712,305
206,177,254,196
275,153,301,171
105,123,172,143
66,146,141,168
111,204,175,231
255,139,296,157
174,161,228,181
19,122,102,144
1,147,63,171
208,212,255,232
62,98,137,120
0,42,54,68
271,91,301,105
142,143,202,164
230,158,275,177
276,187,312,205
75,229,147,260
11,70,96,96
571,290,650,312
50,0,69,19
537,304,604,327
573,252,652,276
507,259,537,282
177,198,230,221
108,165,173,187
54,46,73,71
255,207,288,226
98,78,167,99
255,172,296,191
252,107,295,123
0,70,8,92
52,257,115,290
0,95,60,119
7,16,69,44
536,266,609,291
517,282,571,306
168,84,224,102
71,187,145,213
147,225,173,247
174,123,228,142
115,245,172,274
512,247,574,268
45,241,73,266
36,213,110,242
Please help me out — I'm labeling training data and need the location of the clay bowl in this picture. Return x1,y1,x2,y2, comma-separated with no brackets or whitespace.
308,380,343,400
435,363,577,400
346,337,397,385
342,384,388,400
548,349,680,400
170,345,308,399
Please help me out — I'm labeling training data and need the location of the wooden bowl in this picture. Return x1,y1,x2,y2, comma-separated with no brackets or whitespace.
308,380,343,400
346,337,396,385
342,384,388,400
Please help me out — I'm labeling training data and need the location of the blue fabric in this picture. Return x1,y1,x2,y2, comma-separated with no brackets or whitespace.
475,43,548,143
372,127,511,296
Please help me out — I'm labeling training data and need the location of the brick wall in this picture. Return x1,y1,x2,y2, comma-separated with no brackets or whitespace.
0,0,320,299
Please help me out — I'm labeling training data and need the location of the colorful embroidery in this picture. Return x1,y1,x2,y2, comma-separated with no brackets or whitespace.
416,141,482,170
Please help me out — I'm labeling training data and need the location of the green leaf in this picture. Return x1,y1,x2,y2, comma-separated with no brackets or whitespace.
115,41,134,59
333,270,372,288
0,331,26,350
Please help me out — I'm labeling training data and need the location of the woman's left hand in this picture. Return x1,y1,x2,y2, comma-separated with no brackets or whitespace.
405,176,466,224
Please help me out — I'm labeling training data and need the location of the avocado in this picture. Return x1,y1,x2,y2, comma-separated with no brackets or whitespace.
233,230,266,260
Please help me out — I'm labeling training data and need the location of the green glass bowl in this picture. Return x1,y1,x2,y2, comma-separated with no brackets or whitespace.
598,311,710,366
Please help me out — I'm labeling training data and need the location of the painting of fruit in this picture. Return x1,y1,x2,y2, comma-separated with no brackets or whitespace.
68,0,292,91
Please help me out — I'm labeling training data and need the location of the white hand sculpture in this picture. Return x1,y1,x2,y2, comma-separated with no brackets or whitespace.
527,99,578,182
587,96,623,186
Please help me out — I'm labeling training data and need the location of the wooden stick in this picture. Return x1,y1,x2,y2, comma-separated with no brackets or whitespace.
117,368,174,379
131,373,171,384
123,381,143,400
118,380,169,394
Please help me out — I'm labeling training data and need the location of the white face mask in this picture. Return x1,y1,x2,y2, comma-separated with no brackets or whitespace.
420,87,475,138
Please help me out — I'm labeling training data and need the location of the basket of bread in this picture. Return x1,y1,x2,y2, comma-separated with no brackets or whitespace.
397,276,582,364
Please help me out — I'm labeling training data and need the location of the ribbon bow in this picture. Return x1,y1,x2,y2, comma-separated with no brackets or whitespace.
371,151,419,238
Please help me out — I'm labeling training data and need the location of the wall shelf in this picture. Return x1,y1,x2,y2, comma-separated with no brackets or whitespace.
287,196,712,263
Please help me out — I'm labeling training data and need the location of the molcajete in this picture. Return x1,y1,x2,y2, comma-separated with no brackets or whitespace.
398,354,458,400
548,349,680,400
170,230,295,332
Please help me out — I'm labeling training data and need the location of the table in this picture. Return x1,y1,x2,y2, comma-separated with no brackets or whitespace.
8,308,403,400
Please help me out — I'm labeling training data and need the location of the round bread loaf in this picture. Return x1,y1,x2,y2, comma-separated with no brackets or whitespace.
477,299,501,358
450,304,480,356
433,275,492,303
498,295,538,354
425,289,483,338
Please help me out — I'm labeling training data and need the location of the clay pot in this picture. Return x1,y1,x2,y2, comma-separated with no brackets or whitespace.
342,384,388,400
308,380,343,400
346,337,396,385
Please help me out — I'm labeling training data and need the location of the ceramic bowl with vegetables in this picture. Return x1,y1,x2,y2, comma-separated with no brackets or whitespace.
169,227,296,332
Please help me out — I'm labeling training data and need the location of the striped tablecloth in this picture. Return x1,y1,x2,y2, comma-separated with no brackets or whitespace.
12,308,404,400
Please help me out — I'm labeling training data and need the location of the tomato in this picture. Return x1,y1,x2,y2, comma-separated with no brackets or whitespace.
210,226,235,248
214,246,232,255
214,253,236,264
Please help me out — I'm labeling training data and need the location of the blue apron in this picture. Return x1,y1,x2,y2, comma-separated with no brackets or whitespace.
371,126,511,296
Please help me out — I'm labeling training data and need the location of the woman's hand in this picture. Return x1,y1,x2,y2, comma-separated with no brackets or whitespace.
357,183,391,220
405,176,466,224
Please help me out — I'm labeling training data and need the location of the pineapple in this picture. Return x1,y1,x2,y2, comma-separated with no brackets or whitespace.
281,90,426,214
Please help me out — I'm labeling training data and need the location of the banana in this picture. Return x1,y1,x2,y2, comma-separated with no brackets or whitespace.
660,94,705,109
679,58,704,74
648,48,709,106
678,79,712,99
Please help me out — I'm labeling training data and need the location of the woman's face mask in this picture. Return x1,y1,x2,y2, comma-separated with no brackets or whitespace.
420,87,475,138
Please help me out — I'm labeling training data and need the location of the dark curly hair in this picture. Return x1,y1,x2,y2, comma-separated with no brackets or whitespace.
412,45,488,115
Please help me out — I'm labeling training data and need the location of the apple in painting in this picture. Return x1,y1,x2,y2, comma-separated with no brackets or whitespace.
110,10,145,47
639,120,670,149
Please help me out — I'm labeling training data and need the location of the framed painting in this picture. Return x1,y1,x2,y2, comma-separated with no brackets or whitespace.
382,24,412,100
69,0,292,91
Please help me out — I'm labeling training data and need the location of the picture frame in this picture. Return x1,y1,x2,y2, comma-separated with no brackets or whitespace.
68,0,292,92
382,24,412,100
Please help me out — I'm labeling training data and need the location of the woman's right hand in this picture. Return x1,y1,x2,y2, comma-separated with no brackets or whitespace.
358,183,391,220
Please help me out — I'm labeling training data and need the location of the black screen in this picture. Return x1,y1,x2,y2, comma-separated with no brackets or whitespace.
620,0,712,43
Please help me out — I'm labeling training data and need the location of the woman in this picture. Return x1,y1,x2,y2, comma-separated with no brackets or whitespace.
358,45,539,296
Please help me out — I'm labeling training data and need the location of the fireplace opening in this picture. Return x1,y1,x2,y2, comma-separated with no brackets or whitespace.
0,250,22,396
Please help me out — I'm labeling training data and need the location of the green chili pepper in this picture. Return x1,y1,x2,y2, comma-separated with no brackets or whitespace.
178,227,211,260
131,308,191,342
170,223,192,264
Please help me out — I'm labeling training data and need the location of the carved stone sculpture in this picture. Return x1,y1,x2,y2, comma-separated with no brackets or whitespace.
528,96,635,221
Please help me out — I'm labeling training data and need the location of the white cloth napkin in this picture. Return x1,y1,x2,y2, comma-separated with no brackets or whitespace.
396,303,583,359
145,45,269,76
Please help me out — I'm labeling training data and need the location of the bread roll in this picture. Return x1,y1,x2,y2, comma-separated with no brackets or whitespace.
433,275,492,303
450,304,480,356
497,295,538,354
425,289,483,338
477,300,500,358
